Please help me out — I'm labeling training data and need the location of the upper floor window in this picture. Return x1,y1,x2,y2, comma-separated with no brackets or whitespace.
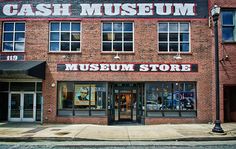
102,22,133,52
2,22,25,52
50,22,81,52
221,10,236,42
158,22,190,52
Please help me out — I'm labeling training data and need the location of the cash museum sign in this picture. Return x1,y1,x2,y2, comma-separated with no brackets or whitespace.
57,63,198,72
0,0,208,19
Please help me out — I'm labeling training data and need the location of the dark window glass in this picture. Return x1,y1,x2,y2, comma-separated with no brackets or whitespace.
180,33,189,41
15,23,25,31
159,33,167,41
159,43,168,51
50,32,59,41
170,43,178,52
15,33,25,41
124,33,133,41
4,23,14,31
113,43,122,51
222,11,234,25
114,33,122,41
3,42,13,51
222,27,234,41
169,33,178,41
124,43,133,51
71,33,80,41
58,82,74,109
180,43,189,52
51,23,59,31
124,23,133,31
4,33,13,41
71,23,80,31
61,42,70,51
61,33,70,41
50,42,59,51
0,82,9,91
61,23,70,31
71,42,80,51
103,43,112,51
37,82,42,91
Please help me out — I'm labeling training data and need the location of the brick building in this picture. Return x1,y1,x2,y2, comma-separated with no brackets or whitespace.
0,0,235,124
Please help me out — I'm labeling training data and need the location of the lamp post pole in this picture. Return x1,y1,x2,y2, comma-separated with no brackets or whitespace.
211,5,224,133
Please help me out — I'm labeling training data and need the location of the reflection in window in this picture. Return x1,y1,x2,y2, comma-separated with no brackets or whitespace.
50,22,81,52
146,82,196,111
102,22,133,52
158,22,190,52
2,22,25,52
221,11,236,42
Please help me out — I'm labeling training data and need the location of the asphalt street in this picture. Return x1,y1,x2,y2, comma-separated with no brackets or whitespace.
0,141,236,149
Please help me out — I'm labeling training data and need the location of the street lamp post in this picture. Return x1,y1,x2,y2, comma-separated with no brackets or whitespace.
211,5,224,133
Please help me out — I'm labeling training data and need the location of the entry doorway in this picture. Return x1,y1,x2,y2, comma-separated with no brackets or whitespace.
0,93,8,122
8,92,36,122
108,83,144,124
224,86,236,122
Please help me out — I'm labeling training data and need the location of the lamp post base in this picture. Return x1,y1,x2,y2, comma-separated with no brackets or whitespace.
212,120,224,133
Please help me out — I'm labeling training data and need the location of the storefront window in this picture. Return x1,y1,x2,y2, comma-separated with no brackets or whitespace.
146,82,196,117
58,82,106,117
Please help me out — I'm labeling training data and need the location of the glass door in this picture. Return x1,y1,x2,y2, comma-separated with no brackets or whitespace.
9,93,21,121
9,92,35,122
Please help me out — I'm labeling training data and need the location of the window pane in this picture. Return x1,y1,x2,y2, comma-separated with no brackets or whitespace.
162,83,172,110
159,43,168,52
50,42,59,51
93,84,106,110
4,23,14,31
50,32,59,41
58,82,74,109
61,42,70,51
61,32,70,41
124,43,133,51
71,42,80,51
3,42,13,51
222,27,234,41
124,33,133,41
71,32,80,41
169,23,178,32
159,23,168,32
51,23,59,31
180,23,189,32
222,11,234,25
14,42,24,51
11,82,35,91
169,33,178,41
113,23,122,31
103,23,112,31
71,23,80,31
114,33,122,41
103,43,112,51
15,33,25,41
4,33,13,41
103,33,113,41
180,33,189,41
169,43,178,52
180,43,189,52
61,23,70,31
15,23,25,31
159,33,167,41
113,43,122,51
124,23,133,31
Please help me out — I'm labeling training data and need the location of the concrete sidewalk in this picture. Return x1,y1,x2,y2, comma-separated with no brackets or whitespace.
0,122,236,141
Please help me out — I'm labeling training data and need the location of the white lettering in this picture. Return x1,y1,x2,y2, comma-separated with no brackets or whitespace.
3,4,18,16
173,3,195,16
137,3,153,15
104,4,121,16
35,4,52,16
79,64,89,71
100,64,109,71
170,64,181,71
139,64,149,71
155,3,172,15
80,4,102,16
65,64,78,71
149,64,160,71
159,64,170,71
90,64,99,71
121,64,134,71
18,4,35,16
110,64,120,71
52,4,71,16
121,3,136,16
181,64,191,71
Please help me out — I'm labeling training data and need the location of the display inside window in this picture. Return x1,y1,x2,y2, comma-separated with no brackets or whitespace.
158,22,190,52
3,22,25,52
50,22,81,52
58,82,106,116
102,22,133,52
146,82,196,111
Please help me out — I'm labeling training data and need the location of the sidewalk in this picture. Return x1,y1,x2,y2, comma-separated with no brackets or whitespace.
0,122,236,141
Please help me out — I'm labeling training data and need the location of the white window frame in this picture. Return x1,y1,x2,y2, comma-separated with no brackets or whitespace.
49,22,81,53
101,22,134,53
2,22,26,52
158,22,191,53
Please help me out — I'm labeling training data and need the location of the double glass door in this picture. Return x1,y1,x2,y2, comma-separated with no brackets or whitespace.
8,92,36,122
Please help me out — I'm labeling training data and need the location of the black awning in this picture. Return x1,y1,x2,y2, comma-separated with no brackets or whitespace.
0,61,46,79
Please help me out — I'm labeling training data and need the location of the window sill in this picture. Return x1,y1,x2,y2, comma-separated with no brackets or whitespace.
48,51,82,54
158,52,193,55
101,52,135,55
222,41,236,44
